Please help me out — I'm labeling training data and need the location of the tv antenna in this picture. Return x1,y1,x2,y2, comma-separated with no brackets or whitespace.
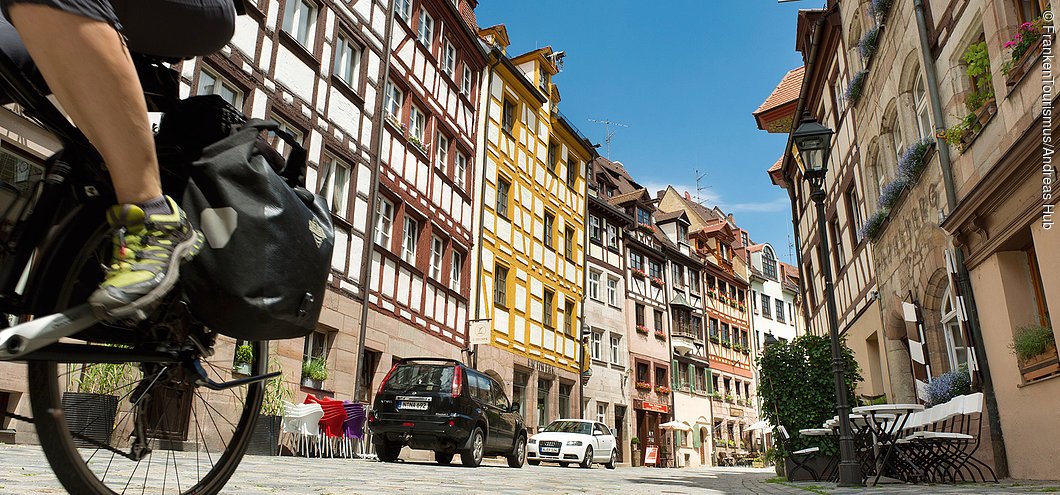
694,169,711,205
587,118,628,159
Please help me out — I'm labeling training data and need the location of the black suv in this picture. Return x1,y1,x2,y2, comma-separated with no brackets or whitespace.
369,358,527,467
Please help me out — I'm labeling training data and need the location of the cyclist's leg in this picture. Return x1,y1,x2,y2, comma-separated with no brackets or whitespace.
1,0,233,318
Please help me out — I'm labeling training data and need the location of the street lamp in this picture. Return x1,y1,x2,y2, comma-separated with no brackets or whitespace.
792,111,863,487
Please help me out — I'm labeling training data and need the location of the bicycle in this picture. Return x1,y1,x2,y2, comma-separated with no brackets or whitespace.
0,47,284,493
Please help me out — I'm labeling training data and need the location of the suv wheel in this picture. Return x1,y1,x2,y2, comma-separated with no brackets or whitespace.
377,442,401,463
580,446,594,468
507,436,526,468
605,449,617,469
461,428,485,467
435,451,454,465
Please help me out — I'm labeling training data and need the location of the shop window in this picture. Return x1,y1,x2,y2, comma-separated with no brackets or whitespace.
513,371,529,418
559,383,572,419
537,379,551,426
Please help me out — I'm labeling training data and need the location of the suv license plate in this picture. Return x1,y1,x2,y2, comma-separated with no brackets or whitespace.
398,401,428,411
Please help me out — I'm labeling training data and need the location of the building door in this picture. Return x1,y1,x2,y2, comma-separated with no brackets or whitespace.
614,405,626,462
699,427,708,465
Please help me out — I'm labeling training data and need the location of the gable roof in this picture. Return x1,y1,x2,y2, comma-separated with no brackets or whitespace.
753,66,804,133
608,188,650,206
654,210,688,224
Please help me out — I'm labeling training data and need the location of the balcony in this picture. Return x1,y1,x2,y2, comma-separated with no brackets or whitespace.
671,323,702,355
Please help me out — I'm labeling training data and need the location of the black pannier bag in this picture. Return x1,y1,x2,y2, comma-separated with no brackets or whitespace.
171,110,333,341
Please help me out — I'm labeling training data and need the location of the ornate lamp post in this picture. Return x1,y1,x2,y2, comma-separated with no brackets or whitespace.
791,111,863,487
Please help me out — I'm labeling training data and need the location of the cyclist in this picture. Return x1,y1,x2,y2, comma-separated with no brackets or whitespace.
0,0,237,319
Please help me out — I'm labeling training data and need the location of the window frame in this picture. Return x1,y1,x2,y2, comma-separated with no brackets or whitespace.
435,132,450,170
543,211,555,249
282,0,317,49
496,177,511,218
542,289,555,328
461,65,473,96
197,67,244,108
409,105,427,144
450,250,463,291
318,154,351,218
402,215,419,265
374,197,395,247
384,81,404,120
429,236,444,279
494,263,509,307
394,0,411,22
442,39,456,77
416,8,434,49
454,151,468,190
502,98,515,134
333,33,362,88
564,226,575,260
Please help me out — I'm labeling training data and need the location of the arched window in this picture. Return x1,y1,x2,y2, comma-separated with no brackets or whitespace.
941,287,974,379
913,73,932,141
762,247,777,280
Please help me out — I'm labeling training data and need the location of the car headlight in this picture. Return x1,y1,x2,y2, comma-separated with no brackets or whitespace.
566,440,583,446
528,438,536,444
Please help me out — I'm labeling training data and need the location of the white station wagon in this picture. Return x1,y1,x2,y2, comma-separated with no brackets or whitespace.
526,419,618,469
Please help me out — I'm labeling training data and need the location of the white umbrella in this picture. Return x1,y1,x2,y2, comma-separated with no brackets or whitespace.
746,419,773,432
659,420,691,431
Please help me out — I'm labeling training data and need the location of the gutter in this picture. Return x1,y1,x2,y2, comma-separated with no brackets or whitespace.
913,0,1008,477
352,0,396,402
471,45,500,369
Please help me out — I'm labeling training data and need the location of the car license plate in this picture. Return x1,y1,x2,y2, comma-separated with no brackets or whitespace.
541,447,559,454
398,401,428,411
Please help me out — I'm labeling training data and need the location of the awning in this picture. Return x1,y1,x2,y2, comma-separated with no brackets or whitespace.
747,420,773,432
659,420,691,431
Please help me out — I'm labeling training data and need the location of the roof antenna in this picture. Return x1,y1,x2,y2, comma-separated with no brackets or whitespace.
587,118,628,159
694,169,711,205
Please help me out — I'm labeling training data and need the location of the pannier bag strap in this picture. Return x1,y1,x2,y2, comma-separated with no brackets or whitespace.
243,118,308,189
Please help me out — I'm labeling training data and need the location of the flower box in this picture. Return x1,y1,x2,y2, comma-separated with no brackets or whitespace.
975,98,997,126
655,386,671,395
722,341,732,349
637,224,654,233
635,381,652,391
709,336,721,344
631,268,647,279
1020,344,1060,382
384,113,403,129
654,330,666,340
1003,20,1046,87
636,325,650,334
650,277,664,287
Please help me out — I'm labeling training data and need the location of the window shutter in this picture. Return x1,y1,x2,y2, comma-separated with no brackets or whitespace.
945,249,980,383
903,301,931,402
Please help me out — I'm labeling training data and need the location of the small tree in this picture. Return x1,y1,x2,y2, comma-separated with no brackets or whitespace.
757,335,862,459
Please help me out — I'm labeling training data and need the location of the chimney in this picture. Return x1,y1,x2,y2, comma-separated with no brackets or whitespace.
684,191,692,201
727,213,734,224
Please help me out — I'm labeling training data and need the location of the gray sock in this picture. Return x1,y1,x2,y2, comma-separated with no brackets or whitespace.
137,196,172,217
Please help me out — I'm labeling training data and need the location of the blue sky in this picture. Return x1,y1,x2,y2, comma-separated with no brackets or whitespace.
476,1,809,263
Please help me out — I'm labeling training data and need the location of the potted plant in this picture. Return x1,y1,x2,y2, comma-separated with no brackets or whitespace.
722,340,732,349
233,343,254,375
1011,323,1059,381
655,385,671,395
860,208,890,241
636,324,650,335
301,356,328,389
845,70,868,105
247,356,293,456
1002,18,1047,85
650,276,664,287
635,380,652,391
631,268,647,279
654,329,667,340
63,361,132,448
631,437,642,466
924,369,972,406
725,394,734,403
711,391,723,401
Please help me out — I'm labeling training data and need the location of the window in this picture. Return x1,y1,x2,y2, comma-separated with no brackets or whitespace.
649,260,663,279
635,304,645,327
629,251,645,271
606,278,618,306
394,0,411,21
502,99,515,134
543,289,555,328
636,362,649,383
761,293,771,319
1015,0,1047,24
672,264,685,286
913,74,932,141
606,225,619,250
334,34,361,87
941,287,974,379
689,270,701,293
429,236,444,279
610,335,622,365
282,0,316,48
402,216,418,265
417,9,434,47
266,115,304,159
435,133,449,169
496,177,511,218
709,318,719,338
776,299,786,323
637,208,651,227
543,212,555,249
654,310,664,331
721,323,730,342
454,152,467,190
513,371,528,418
558,383,572,419
374,198,394,246
409,105,426,144
567,160,578,188
654,366,667,388
442,40,456,77
547,141,558,173
494,264,508,307
564,301,575,336
762,247,777,280
539,70,550,92
461,65,473,96
591,331,602,360
831,217,845,271
197,68,243,108
589,215,602,242
450,250,462,291
847,187,865,244
588,271,601,300
678,224,689,243
302,330,328,367
319,155,351,217
596,403,607,425
384,81,403,119
564,227,575,259
678,364,689,389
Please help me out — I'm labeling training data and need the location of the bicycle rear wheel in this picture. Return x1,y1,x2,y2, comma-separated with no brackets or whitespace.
26,212,266,494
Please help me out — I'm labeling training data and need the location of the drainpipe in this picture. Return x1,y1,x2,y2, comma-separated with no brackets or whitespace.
578,163,591,419
352,0,396,402
786,186,810,335
471,49,499,370
913,0,1008,477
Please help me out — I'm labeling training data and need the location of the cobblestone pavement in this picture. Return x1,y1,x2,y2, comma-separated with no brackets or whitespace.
1,444,1059,494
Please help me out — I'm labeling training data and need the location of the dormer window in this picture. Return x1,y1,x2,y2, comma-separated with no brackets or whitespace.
539,70,550,91
763,246,778,280
678,224,688,243
636,208,651,227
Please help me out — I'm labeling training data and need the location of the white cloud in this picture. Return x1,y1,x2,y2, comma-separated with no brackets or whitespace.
640,180,787,214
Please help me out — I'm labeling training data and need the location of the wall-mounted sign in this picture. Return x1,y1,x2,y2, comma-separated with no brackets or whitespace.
641,401,669,414
468,320,491,345
527,358,556,376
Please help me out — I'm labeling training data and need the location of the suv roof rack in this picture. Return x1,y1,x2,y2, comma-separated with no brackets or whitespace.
398,357,465,366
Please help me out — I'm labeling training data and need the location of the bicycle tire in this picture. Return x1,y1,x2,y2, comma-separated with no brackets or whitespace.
26,212,266,494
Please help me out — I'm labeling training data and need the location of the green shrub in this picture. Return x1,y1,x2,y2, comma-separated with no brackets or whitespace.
234,344,254,365
262,356,293,416
1010,324,1055,361
302,357,329,382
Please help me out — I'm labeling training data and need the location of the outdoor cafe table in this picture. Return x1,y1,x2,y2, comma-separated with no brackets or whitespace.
851,403,925,485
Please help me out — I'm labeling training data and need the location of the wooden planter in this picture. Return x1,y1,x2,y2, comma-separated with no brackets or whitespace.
631,448,642,467
976,98,997,125
1006,38,1044,87
1020,344,1060,382
61,392,118,448
246,415,282,456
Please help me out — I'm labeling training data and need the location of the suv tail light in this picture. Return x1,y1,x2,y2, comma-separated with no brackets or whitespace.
377,363,399,397
451,366,464,398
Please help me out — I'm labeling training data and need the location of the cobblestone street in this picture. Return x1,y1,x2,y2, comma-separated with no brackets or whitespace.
1,445,1059,494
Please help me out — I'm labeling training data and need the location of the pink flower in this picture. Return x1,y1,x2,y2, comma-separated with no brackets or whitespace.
1021,22,1033,30
1004,40,1017,48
